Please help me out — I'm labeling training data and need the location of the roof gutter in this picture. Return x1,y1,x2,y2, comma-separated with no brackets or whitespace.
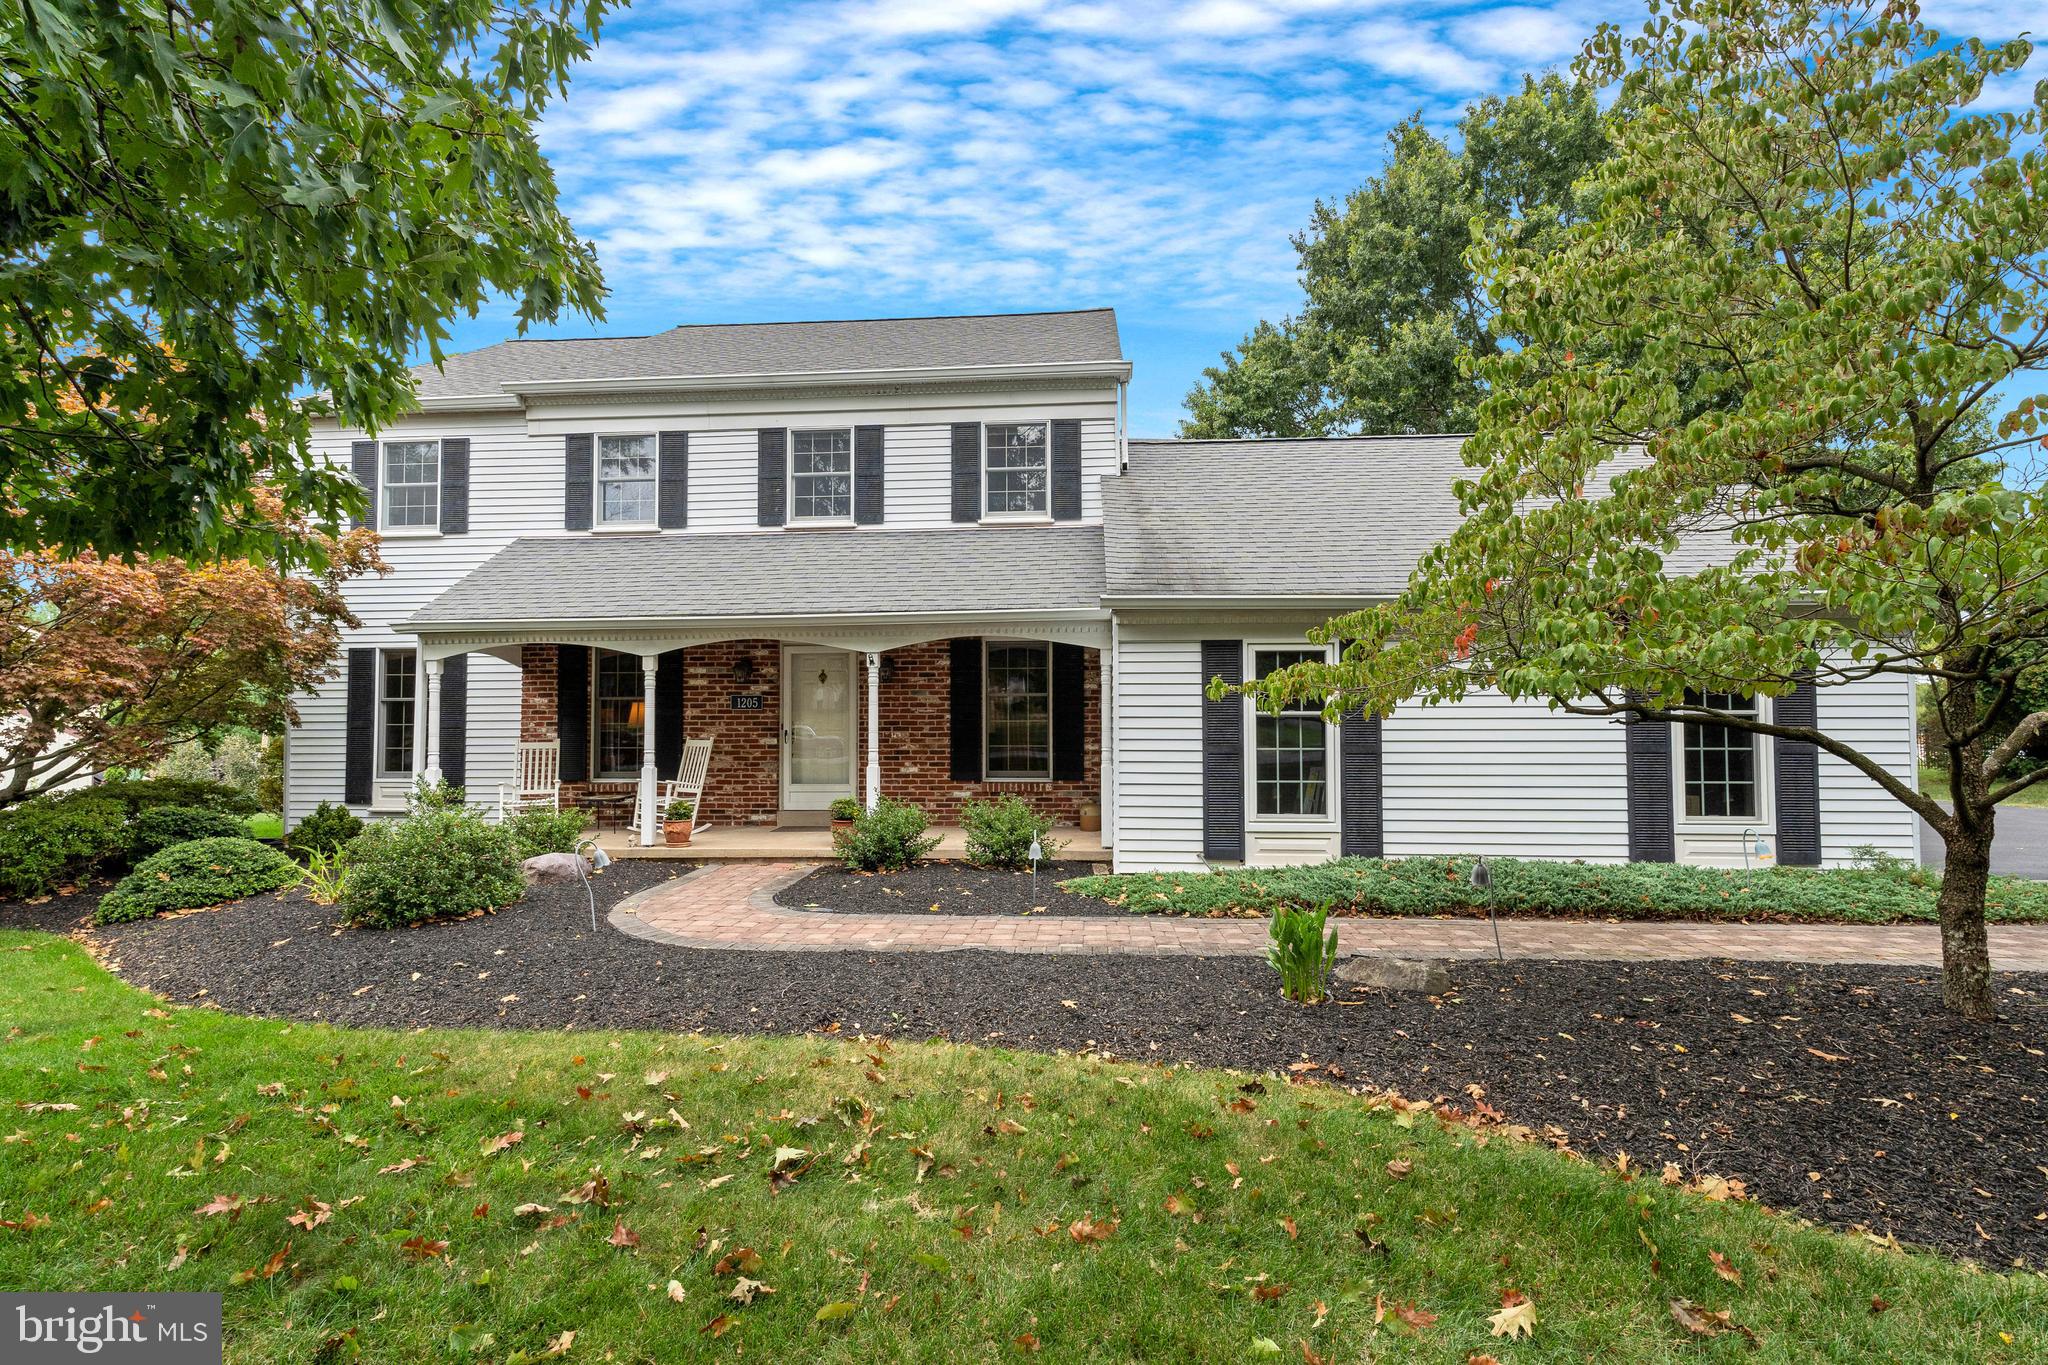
400,604,1113,637
503,358,1133,399
1099,593,1388,612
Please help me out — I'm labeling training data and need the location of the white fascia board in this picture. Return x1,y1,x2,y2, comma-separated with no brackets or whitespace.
1101,594,1386,612
400,605,1113,637
503,358,1133,399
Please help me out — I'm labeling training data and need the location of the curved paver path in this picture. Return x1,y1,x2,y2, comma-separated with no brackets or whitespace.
611,861,2048,969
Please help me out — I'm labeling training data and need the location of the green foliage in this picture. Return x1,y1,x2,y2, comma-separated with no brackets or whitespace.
300,848,351,908
1182,73,1609,437
90,777,260,818
93,837,300,925
1266,903,1340,1004
833,798,941,873
406,779,469,814
663,797,696,822
504,807,588,861
124,805,247,860
0,795,128,899
1068,856,2048,925
257,734,285,815
340,808,524,929
286,802,364,857
829,796,863,821
151,731,266,807
959,796,1065,870
0,0,612,562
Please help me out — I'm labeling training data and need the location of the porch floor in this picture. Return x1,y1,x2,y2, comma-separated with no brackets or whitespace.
593,823,1108,862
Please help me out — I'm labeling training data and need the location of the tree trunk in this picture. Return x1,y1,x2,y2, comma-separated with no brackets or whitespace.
1934,818,1995,1021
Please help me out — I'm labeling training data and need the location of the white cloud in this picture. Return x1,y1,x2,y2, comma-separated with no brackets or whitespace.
1452,6,1584,63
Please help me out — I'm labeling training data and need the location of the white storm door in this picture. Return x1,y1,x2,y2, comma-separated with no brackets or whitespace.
781,647,857,809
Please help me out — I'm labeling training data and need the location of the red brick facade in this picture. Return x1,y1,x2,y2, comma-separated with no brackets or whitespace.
517,639,1101,827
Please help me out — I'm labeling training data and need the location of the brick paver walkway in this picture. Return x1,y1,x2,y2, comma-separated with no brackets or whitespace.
610,862,2048,969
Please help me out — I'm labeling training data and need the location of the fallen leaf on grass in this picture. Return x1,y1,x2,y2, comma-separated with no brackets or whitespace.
481,1129,525,1156
729,1277,775,1305
987,1119,1028,1136
287,1199,332,1230
195,1193,244,1220
1374,1294,1435,1333
665,1280,687,1303
1013,1332,1041,1353
400,1236,448,1262
513,1203,554,1218
814,1301,858,1322
1385,1159,1412,1180
769,1146,814,1193
1251,1284,1287,1302
608,1220,640,1249
233,1242,290,1284
714,1247,765,1276
1279,1216,1297,1240
1669,1298,1737,1337
377,1158,423,1176
1708,1250,1742,1284
1487,1291,1536,1340
1068,1215,1116,1243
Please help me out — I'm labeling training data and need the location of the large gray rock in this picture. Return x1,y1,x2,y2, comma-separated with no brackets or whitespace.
521,852,588,887
1334,955,1451,994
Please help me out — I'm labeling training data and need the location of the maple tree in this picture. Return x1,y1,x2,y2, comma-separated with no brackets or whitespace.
0,499,382,804
1241,0,2048,1020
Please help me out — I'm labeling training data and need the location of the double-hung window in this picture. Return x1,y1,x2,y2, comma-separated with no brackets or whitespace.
381,440,441,531
985,641,1051,780
1250,648,1329,819
790,429,853,523
984,422,1049,518
378,650,417,776
593,649,645,779
1681,690,1763,819
597,434,657,527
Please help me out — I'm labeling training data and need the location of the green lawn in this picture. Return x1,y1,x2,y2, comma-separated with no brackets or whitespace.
1919,765,2048,809
1064,854,2048,923
244,812,283,840
2,931,2041,1362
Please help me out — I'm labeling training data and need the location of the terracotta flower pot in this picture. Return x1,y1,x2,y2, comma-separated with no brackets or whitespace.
830,818,855,834
663,820,693,847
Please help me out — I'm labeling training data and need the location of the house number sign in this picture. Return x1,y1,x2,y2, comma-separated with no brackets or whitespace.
729,694,764,711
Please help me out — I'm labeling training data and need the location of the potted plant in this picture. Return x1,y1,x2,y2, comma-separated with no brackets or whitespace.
663,798,696,847
829,796,862,834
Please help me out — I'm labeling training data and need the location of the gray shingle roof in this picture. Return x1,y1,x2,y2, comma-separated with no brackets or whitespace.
407,526,1106,628
1102,436,1477,600
411,309,1123,399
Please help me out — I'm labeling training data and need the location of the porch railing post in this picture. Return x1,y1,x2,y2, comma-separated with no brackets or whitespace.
864,650,881,812
422,657,444,787
640,653,660,847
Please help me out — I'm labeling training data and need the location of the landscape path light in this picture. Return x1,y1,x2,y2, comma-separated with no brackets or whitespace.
575,837,612,932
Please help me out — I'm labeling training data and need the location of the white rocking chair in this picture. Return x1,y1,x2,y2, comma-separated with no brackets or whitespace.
632,737,715,844
497,741,562,820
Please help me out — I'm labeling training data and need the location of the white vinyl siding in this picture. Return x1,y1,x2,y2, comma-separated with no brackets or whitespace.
1382,691,1632,862
1109,632,1207,872
1816,672,1920,865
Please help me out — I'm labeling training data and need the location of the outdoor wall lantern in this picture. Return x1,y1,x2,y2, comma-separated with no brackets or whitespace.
881,657,899,683
732,657,755,683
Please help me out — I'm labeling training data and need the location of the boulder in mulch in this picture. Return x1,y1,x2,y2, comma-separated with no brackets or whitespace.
1335,955,1451,993
521,852,588,886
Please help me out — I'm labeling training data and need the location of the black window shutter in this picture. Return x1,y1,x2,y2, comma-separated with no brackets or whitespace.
658,432,689,529
438,438,469,535
350,440,378,531
950,422,981,523
1773,676,1822,866
1340,709,1384,857
1051,643,1086,781
949,637,983,782
558,645,590,783
1050,419,1083,521
344,647,376,805
854,425,885,525
438,655,468,788
564,435,593,531
757,429,787,527
1201,640,1245,862
1625,708,1676,863
655,648,687,776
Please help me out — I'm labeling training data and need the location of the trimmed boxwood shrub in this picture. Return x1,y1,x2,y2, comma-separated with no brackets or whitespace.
94,837,301,924
504,807,587,861
1063,854,2048,925
0,795,129,900
126,805,248,860
960,796,1065,869
340,806,524,929
286,801,364,856
833,798,941,873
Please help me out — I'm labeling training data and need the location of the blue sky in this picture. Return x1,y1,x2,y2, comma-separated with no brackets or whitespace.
433,0,2043,436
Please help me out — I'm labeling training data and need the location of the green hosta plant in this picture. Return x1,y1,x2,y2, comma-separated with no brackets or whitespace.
1266,903,1340,1005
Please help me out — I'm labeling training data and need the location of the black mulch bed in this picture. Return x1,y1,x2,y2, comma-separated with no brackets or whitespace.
76,861,2048,1265
0,882,111,935
773,860,1114,916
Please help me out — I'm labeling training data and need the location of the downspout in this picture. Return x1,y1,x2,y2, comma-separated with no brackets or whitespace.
1106,613,1120,862
1117,379,1129,473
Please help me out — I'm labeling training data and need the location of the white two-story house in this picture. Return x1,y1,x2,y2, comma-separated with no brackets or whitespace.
284,308,1922,873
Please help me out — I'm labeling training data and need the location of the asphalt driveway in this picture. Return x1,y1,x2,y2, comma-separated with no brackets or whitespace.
1921,805,2048,880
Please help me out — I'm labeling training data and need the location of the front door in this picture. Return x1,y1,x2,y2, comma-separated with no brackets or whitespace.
781,647,857,810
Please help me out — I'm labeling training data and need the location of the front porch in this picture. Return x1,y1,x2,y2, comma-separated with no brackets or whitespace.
590,822,1109,862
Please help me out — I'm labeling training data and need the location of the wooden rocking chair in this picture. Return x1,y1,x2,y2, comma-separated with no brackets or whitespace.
632,737,715,844
497,741,561,820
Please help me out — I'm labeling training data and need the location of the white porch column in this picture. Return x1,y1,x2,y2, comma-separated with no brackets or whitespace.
1098,643,1114,851
864,650,882,812
639,653,660,847
421,657,444,786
